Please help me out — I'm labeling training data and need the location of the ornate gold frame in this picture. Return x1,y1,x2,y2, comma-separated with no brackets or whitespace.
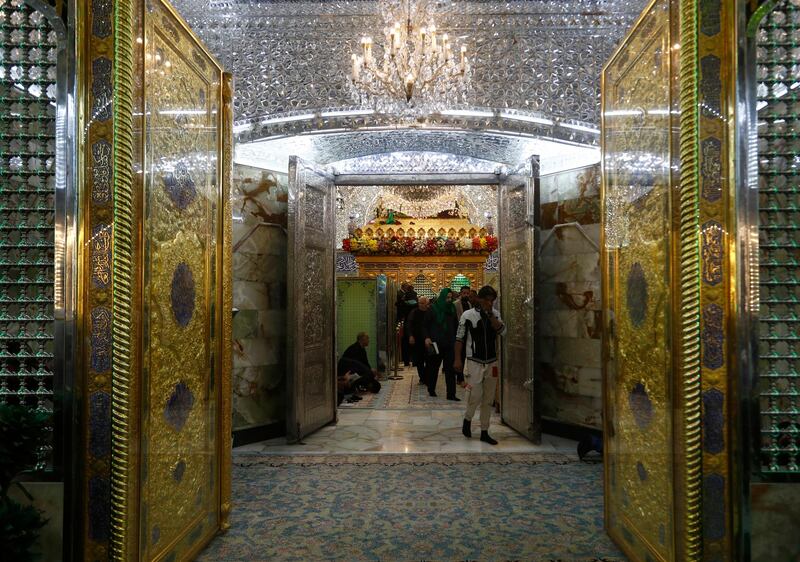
600,0,703,559
77,0,234,559
601,1,743,560
354,255,487,289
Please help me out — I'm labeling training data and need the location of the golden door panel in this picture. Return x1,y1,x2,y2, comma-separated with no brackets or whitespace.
355,256,485,292
602,0,676,560
140,2,224,560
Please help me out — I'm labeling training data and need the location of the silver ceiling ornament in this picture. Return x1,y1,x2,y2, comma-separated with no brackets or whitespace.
330,151,501,175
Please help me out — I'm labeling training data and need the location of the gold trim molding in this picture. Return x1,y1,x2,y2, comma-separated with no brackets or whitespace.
677,0,703,557
110,0,136,558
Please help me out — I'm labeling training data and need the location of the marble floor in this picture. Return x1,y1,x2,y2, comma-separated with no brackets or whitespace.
235,367,579,456
235,408,578,455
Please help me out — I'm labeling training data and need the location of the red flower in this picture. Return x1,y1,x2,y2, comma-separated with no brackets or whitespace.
426,239,437,253
342,239,351,252
486,236,498,252
472,237,481,250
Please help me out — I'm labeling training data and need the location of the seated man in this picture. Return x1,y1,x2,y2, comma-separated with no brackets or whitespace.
338,335,381,395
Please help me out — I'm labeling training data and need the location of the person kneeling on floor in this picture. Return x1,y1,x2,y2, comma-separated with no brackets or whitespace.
337,353,381,396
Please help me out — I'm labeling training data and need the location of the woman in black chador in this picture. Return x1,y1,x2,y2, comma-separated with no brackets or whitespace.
424,288,460,400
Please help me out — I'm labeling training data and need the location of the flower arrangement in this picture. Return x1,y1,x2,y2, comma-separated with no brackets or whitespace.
343,235,498,256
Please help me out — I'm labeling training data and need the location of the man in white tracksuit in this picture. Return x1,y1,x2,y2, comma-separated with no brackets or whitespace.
453,285,506,445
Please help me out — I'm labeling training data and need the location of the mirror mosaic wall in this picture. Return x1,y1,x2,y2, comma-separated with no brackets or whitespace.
0,0,70,559
172,0,651,132
756,0,800,477
0,0,63,466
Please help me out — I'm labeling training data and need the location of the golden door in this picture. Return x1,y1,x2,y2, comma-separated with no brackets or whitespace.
79,0,233,559
601,0,694,560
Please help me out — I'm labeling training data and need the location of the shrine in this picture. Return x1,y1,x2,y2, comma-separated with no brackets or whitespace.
2,1,798,561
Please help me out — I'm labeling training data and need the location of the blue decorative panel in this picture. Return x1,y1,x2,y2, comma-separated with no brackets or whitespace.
703,473,726,541
701,221,723,286
91,140,112,204
88,476,111,542
164,381,195,432
628,382,653,430
700,55,722,118
92,0,112,38
91,224,112,288
91,57,112,122
485,251,500,272
702,303,724,370
89,392,111,459
700,0,721,36
162,162,198,210
335,251,358,274
626,262,648,328
701,138,722,202
170,263,196,328
90,307,112,373
703,388,725,454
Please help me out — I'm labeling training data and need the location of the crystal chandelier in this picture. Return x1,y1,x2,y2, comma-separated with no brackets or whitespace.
349,0,471,117
380,186,464,219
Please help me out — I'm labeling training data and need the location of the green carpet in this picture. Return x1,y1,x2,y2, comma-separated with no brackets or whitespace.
198,453,627,561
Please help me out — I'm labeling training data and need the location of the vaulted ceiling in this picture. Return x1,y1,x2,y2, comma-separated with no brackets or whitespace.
173,0,648,170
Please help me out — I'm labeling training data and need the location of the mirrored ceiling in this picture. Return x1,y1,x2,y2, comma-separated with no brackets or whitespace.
235,129,600,173
173,0,642,172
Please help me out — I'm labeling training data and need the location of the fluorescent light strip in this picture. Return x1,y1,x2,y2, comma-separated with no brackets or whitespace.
560,122,600,134
158,109,207,116
499,112,554,126
604,109,643,117
233,123,254,134
320,109,375,117
441,109,494,118
261,113,315,125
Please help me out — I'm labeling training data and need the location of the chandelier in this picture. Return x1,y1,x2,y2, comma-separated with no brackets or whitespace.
379,186,466,219
349,0,471,116
390,185,456,202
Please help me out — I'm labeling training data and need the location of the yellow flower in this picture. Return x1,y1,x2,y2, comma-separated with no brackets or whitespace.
479,237,488,249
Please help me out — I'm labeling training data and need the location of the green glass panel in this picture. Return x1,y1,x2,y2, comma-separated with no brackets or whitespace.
758,0,800,475
336,279,378,368
0,0,57,469
449,274,470,293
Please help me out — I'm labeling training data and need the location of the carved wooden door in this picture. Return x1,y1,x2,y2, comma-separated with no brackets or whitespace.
287,156,337,442
499,158,540,443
